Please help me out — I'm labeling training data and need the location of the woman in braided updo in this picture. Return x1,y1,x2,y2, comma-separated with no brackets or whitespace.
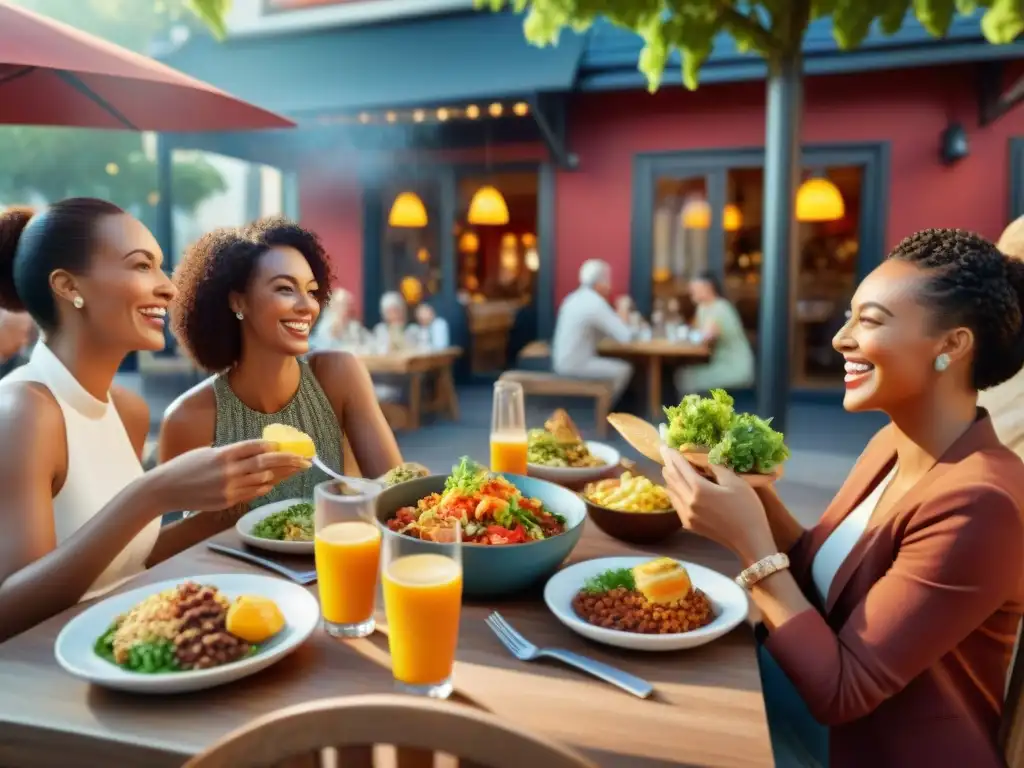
660,228,1024,766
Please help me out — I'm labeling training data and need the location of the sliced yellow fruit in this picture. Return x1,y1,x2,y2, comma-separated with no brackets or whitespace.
632,557,692,604
262,423,315,459
226,594,286,643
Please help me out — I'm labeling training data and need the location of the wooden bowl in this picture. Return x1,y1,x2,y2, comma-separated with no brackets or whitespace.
581,479,681,544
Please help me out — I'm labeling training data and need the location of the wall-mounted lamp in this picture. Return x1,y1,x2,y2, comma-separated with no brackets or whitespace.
940,122,969,166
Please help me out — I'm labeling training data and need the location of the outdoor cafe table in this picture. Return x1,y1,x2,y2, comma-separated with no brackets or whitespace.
356,346,462,430
0,523,773,768
598,339,710,422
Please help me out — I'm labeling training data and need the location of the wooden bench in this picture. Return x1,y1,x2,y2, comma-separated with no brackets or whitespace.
498,370,611,438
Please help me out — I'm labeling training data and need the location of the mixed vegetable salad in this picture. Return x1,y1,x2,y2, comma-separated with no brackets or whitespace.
387,457,567,545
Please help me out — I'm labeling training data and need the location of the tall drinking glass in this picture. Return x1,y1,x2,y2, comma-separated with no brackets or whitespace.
313,478,383,638
381,524,463,699
490,380,528,474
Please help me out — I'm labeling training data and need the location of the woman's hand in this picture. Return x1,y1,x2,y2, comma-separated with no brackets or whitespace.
660,446,777,566
147,440,310,512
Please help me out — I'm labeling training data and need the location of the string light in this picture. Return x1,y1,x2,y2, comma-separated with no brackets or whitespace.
488,103,504,117
466,104,480,119
513,102,529,116
105,162,119,176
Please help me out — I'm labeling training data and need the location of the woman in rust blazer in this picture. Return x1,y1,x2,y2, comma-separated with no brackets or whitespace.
662,229,1024,767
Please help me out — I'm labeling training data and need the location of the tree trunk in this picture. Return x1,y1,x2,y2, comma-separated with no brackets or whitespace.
756,51,803,434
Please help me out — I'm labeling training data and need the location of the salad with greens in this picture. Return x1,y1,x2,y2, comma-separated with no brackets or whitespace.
662,390,790,475
387,457,568,545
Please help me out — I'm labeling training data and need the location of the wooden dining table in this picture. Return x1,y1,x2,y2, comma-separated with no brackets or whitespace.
356,346,462,430
0,522,773,768
598,339,710,422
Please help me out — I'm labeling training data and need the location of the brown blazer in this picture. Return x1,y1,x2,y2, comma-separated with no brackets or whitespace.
765,413,1024,767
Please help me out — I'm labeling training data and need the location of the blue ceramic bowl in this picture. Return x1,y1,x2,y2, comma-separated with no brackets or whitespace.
374,473,586,598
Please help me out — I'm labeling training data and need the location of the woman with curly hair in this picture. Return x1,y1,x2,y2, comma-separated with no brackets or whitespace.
661,229,1024,766
159,217,402,506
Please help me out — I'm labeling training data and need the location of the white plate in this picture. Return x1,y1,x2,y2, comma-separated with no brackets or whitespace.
55,573,320,694
543,556,748,651
236,498,314,555
528,441,622,485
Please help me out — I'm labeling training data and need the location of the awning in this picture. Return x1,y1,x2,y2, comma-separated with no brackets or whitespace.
161,11,586,118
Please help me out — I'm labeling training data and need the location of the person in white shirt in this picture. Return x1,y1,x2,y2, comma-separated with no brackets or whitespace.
410,302,450,350
373,291,410,353
551,259,634,402
310,288,365,351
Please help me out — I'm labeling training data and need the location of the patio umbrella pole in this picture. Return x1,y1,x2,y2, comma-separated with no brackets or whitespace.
755,50,803,435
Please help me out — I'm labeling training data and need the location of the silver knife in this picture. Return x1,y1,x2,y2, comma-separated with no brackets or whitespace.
206,543,317,585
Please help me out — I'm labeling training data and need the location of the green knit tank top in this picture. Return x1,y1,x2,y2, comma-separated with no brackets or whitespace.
212,360,344,509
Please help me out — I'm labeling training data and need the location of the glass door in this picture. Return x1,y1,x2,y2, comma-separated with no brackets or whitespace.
633,145,886,390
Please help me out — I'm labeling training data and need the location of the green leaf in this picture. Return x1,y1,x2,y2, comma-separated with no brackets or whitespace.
979,0,1024,44
185,0,231,40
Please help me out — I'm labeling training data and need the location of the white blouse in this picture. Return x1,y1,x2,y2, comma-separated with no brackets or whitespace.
3,343,159,600
811,466,898,604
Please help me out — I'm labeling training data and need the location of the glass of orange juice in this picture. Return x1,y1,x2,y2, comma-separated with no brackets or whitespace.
313,478,383,638
381,523,462,698
490,380,528,475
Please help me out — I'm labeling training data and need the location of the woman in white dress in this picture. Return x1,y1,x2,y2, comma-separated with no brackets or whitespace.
0,201,309,642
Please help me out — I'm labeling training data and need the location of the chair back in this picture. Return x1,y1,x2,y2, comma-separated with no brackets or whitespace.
182,694,596,768
1003,624,1024,766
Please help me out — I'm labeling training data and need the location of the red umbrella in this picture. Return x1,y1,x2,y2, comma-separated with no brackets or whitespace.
0,1,294,131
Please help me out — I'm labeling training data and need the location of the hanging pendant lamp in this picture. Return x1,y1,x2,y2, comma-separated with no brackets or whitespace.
467,185,509,226
796,178,845,222
388,191,428,228
681,199,743,231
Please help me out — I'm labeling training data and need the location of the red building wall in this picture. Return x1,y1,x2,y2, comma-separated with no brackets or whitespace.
556,63,1024,303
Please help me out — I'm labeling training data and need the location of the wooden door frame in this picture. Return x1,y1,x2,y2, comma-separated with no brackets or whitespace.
630,142,890,316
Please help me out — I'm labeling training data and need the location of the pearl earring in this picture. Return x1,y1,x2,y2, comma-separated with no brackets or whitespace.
934,353,951,372
72,296,84,309
235,311,243,320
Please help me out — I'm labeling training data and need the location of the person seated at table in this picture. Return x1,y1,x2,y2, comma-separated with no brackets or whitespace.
660,228,1024,767
0,307,36,377
409,301,450,350
979,214,1024,458
674,271,754,395
0,201,308,641
373,291,412,353
614,295,634,324
159,216,403,507
551,259,633,403
310,288,365,351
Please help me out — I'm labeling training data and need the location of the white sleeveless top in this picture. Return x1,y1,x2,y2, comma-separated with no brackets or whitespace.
811,465,898,604
3,343,160,600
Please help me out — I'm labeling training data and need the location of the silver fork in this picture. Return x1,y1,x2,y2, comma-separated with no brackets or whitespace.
485,612,654,699
207,543,317,585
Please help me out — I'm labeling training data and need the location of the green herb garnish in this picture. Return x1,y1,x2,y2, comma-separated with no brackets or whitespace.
663,389,735,450
444,457,488,495
251,501,314,541
583,568,636,594
708,412,790,474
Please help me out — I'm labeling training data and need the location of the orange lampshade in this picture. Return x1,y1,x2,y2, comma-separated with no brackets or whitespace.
796,178,845,222
467,185,509,226
388,191,428,228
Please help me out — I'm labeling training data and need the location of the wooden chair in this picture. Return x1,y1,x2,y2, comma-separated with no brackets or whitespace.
1002,625,1024,766
498,370,612,438
182,694,596,768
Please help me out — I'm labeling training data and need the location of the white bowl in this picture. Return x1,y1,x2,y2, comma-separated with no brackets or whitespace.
528,441,622,485
236,498,314,555
543,556,749,652
55,573,320,694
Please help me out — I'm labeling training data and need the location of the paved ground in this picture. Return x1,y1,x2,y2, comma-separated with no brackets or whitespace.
124,372,886,528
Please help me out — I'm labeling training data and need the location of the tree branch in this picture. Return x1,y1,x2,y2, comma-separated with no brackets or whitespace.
711,1,783,56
